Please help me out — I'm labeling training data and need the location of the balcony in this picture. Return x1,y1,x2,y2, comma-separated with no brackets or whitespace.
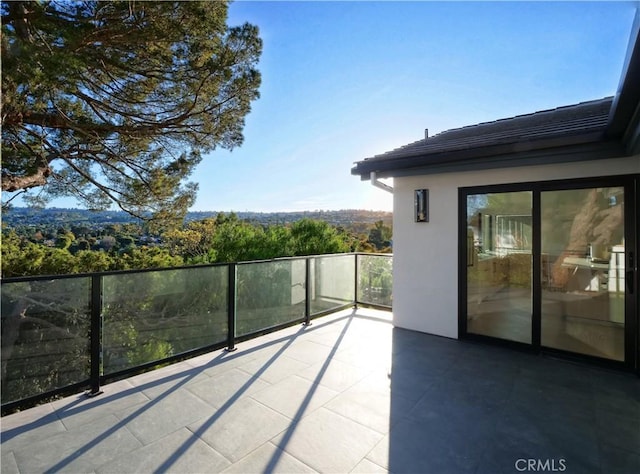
2,253,639,473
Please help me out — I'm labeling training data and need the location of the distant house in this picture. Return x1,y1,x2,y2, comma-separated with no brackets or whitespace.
352,14,640,372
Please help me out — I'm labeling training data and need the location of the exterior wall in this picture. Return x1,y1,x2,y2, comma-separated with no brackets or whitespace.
392,155,640,338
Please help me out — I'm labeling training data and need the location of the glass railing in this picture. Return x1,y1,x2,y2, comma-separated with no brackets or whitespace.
1,277,92,406
1,252,391,414
102,266,228,375
357,254,393,307
311,255,356,314
236,259,306,337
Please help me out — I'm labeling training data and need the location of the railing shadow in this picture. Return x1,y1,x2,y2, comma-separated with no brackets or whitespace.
263,309,355,472
40,348,236,473
152,323,307,472
155,309,356,472
6,310,354,472
0,311,360,446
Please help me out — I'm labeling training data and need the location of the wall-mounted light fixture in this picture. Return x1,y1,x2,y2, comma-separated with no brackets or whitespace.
415,189,429,222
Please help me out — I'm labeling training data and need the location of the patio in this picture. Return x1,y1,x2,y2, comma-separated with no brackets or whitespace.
1,307,638,474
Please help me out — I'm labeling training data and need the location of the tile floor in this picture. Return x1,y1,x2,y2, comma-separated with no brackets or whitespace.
1,308,639,473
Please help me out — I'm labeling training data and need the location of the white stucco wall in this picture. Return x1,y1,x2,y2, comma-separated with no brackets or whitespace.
392,155,640,338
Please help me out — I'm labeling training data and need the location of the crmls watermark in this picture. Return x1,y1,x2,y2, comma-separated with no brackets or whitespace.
515,458,567,472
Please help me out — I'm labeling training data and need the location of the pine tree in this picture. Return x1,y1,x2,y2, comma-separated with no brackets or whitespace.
2,1,262,226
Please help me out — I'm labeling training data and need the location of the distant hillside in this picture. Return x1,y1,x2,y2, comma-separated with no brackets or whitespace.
2,207,392,231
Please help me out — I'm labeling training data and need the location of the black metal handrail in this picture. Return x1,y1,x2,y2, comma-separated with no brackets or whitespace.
1,252,392,415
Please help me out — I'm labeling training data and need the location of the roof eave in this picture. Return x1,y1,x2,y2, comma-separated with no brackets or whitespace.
352,130,615,179
606,7,640,151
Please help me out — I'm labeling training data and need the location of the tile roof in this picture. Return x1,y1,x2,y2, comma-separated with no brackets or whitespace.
352,97,615,175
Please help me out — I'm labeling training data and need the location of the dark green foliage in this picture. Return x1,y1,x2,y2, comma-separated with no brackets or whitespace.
1,1,262,225
289,218,351,256
162,215,354,265
1,230,183,277
1,213,390,277
367,220,392,251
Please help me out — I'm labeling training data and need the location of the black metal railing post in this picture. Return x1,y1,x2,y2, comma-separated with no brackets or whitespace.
226,263,237,352
354,253,359,308
88,275,103,397
303,257,312,326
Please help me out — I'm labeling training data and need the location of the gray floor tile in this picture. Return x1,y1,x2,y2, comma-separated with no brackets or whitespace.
1,403,67,452
3,309,639,474
249,375,339,420
519,358,595,392
127,363,213,400
595,410,640,455
350,458,388,473
188,397,290,463
298,357,370,392
95,427,230,474
10,414,142,473
325,385,415,434
52,380,150,430
281,340,336,365
0,450,20,474
114,389,215,445
221,442,316,473
600,443,640,474
391,346,458,375
510,373,596,422
186,367,271,408
332,343,393,370
366,417,481,474
303,328,345,347
495,406,602,473
200,348,264,378
346,369,392,396
1,401,56,430
272,407,383,473
591,371,640,422
237,354,311,384
386,365,440,402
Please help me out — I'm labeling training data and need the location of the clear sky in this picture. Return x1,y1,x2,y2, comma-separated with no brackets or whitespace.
188,0,636,213
18,1,639,213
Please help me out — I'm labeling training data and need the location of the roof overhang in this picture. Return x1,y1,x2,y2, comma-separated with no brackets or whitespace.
607,7,640,154
354,130,623,180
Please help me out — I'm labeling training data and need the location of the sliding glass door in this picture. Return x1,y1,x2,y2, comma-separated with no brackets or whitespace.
466,191,532,343
541,187,625,361
462,177,637,367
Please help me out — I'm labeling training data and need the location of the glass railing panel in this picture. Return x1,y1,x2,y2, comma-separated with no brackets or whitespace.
357,254,393,307
1,278,91,404
310,254,355,314
102,266,228,375
236,259,306,336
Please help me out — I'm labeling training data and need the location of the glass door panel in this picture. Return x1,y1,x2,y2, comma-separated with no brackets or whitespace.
467,191,532,343
541,187,625,361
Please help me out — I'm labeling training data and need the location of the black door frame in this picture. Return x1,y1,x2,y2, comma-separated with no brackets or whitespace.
458,174,639,373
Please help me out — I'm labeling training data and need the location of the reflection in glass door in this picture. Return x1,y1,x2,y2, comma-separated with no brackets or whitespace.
466,191,532,343
541,187,625,361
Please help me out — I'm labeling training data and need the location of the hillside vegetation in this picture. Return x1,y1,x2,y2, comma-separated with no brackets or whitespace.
2,209,392,277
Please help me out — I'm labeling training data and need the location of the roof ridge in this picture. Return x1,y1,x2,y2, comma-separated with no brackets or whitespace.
365,96,614,161
430,96,613,139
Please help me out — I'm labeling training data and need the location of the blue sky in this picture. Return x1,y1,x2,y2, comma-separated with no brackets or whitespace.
189,0,636,212
16,1,638,213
